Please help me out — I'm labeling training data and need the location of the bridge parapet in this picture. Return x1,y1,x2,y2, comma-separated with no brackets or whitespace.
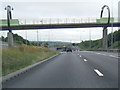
18,17,118,25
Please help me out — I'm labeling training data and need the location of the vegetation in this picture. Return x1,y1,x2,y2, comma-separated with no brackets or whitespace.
2,45,58,76
1,34,30,45
0,49,2,77
76,30,120,50
1,34,48,47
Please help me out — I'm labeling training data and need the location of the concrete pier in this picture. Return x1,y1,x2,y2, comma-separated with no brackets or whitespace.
103,28,108,49
7,32,14,47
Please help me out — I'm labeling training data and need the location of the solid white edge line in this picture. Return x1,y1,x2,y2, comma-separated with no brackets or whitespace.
109,55,119,58
95,53,119,59
94,69,104,77
97,53,101,54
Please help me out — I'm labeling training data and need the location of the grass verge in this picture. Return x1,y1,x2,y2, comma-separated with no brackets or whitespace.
0,48,2,77
2,45,58,76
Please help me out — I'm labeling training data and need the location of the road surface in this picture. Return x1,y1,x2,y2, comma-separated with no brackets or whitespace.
3,51,118,88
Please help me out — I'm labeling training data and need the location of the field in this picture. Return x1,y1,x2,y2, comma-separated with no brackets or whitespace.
2,45,58,76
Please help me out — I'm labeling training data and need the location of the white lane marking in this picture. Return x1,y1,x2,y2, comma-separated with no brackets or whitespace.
79,55,82,57
110,55,115,57
109,55,119,58
79,51,120,59
95,53,119,58
96,53,106,56
80,51,90,52
83,59,87,62
96,53,119,59
100,54,106,56
94,69,104,77
110,55,116,57
97,53,101,54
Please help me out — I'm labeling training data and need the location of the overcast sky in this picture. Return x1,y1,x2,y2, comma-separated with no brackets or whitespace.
0,0,120,43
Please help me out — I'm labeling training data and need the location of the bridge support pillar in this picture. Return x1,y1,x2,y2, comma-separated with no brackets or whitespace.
103,28,108,50
7,31,14,47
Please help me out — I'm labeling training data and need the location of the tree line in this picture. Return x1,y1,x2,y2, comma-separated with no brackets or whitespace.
75,29,120,50
0,34,48,47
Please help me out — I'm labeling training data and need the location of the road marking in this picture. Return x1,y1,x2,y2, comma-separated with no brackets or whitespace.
109,55,119,58
100,54,106,56
79,55,82,57
110,55,116,57
83,59,87,62
94,69,104,77
97,53,101,54
80,51,120,59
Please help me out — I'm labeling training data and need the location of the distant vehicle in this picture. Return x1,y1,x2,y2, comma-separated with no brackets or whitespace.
66,48,72,52
56,46,72,52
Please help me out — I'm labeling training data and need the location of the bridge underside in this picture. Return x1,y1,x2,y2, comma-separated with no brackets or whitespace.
1,23,120,30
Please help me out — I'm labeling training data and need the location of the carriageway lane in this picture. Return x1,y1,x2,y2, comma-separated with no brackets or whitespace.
3,52,118,88
77,51,118,88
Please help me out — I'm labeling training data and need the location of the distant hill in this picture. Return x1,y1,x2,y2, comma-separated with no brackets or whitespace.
1,34,71,47
30,41,72,47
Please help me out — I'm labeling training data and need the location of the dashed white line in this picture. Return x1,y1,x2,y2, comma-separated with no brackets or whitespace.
94,69,104,77
83,59,87,62
79,55,82,57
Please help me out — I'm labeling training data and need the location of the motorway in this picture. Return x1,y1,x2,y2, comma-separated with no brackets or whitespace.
3,51,118,88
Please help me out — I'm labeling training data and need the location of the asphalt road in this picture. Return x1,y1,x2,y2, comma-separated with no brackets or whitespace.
3,51,118,88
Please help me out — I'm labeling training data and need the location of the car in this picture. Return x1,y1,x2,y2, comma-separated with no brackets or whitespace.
66,49,72,52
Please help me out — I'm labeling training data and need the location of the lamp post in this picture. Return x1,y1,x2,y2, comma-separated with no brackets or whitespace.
89,29,91,49
5,5,14,47
37,30,39,46
100,5,110,50
5,5,13,32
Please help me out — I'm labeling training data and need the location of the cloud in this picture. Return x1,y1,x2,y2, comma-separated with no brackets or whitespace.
1,1,119,19
1,1,119,42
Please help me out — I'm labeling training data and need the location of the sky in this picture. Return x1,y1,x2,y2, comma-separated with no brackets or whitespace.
0,0,120,43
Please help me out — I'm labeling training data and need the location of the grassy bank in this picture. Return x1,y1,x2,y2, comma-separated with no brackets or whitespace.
2,45,58,76
0,49,2,77
76,30,120,50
